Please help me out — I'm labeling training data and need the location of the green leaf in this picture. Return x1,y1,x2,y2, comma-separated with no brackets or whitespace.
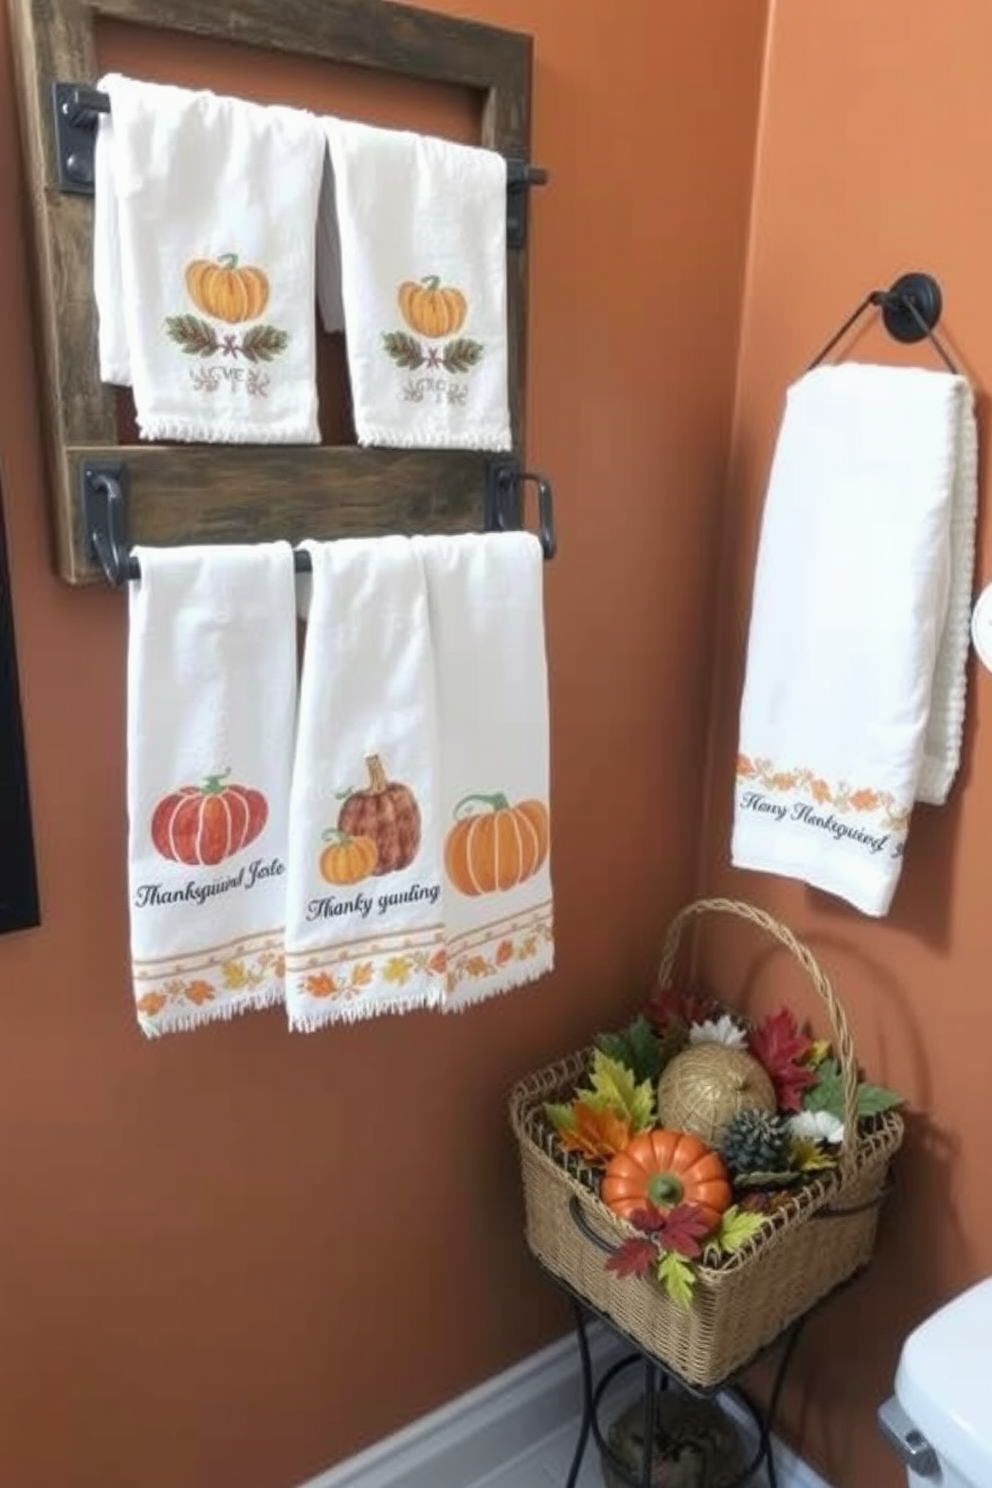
580,1050,655,1131
790,1137,837,1173
382,331,424,370
804,1058,903,1121
593,1015,663,1084
543,1102,576,1136
442,337,484,373
713,1205,765,1255
656,1250,696,1309
856,1082,904,1117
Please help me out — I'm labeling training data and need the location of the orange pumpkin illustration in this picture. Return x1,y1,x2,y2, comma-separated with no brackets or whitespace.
337,755,420,875
150,770,267,866
184,253,270,324
444,791,549,896
318,829,378,886
397,275,467,338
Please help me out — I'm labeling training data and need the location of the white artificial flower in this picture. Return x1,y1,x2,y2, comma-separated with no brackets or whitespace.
688,1014,747,1051
789,1109,844,1146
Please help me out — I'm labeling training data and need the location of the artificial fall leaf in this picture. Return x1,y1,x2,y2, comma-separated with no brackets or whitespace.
594,1015,664,1084
627,1206,669,1235
790,1136,838,1173
655,1203,710,1259
803,1058,903,1121
656,1250,697,1309
605,1237,658,1280
555,1102,632,1163
712,1205,766,1255
645,983,718,1035
804,1039,832,1067
748,1008,818,1113
544,1101,577,1137
578,1050,655,1131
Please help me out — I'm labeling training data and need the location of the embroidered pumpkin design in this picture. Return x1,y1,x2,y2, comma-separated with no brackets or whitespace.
318,829,378,886
184,253,270,324
337,755,420,875
444,792,549,896
398,275,468,339
150,770,267,866
601,1130,732,1232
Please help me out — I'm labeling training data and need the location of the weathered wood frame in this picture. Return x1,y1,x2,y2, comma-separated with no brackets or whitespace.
8,0,535,584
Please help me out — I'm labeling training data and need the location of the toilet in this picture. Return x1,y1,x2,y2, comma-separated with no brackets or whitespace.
878,1276,992,1485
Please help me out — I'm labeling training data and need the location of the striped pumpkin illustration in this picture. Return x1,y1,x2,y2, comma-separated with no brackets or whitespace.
444,791,549,896
150,771,268,866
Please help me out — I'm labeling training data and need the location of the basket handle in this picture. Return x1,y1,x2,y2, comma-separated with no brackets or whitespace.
657,897,859,1168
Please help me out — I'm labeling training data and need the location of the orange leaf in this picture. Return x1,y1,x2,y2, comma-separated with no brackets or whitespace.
136,992,167,1016
464,955,491,977
184,980,215,1006
810,778,831,803
427,948,448,976
848,788,880,812
736,753,756,778
557,1102,632,1163
304,971,338,999
495,939,514,965
350,962,374,989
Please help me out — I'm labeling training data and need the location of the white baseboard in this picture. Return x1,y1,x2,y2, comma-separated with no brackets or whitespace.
298,1323,833,1488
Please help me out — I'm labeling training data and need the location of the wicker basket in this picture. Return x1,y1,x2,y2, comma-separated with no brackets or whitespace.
509,897,905,1389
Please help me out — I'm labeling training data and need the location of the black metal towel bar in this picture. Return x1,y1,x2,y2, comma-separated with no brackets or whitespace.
52,82,548,245
808,271,958,374
84,462,557,588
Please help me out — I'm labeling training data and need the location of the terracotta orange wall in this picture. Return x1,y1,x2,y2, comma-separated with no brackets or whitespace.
699,2,992,1485
0,3,768,1485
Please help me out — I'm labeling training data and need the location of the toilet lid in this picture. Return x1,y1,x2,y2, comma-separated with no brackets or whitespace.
895,1277,992,1484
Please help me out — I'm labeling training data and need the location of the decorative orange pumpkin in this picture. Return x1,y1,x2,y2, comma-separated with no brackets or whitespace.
444,792,549,896
184,253,270,324
397,275,468,338
318,829,378,886
337,755,420,875
601,1129,732,1232
150,770,267,867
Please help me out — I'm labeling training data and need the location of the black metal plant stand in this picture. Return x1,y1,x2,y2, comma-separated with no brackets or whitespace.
543,1267,805,1488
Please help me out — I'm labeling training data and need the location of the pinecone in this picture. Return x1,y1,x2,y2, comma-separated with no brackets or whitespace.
719,1109,791,1179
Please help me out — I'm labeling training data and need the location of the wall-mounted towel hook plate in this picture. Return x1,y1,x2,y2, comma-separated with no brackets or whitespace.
874,272,943,345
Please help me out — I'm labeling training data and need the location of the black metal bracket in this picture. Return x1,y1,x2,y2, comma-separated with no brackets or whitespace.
50,82,548,247
81,460,133,585
485,458,557,559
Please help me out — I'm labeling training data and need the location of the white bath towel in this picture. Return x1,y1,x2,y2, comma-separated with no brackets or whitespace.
284,537,447,1030
93,73,325,443
126,545,298,1036
415,532,554,1008
316,119,512,451
732,363,978,918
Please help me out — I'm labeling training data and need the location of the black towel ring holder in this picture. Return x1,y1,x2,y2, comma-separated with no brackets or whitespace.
808,271,959,374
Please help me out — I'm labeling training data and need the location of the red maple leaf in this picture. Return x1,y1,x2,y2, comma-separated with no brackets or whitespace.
605,1238,658,1279
627,1206,668,1234
645,982,717,1035
655,1203,709,1259
748,1007,817,1113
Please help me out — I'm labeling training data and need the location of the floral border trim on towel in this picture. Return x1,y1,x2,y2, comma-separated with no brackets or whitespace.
446,900,554,998
736,754,913,832
133,930,285,1033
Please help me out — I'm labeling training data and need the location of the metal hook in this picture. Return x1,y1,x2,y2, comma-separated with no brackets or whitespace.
807,271,958,374
518,471,557,560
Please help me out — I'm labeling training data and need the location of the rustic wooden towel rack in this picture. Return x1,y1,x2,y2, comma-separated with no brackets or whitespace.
9,0,552,586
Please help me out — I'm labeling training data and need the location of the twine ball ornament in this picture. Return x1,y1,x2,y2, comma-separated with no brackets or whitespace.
655,1043,777,1147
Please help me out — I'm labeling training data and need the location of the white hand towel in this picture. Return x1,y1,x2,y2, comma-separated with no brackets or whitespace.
285,537,447,1030
127,545,298,1036
94,73,325,443
732,363,978,918
316,119,512,451
415,532,554,1008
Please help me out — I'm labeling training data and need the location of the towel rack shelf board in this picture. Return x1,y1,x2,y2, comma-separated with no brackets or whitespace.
8,0,545,585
